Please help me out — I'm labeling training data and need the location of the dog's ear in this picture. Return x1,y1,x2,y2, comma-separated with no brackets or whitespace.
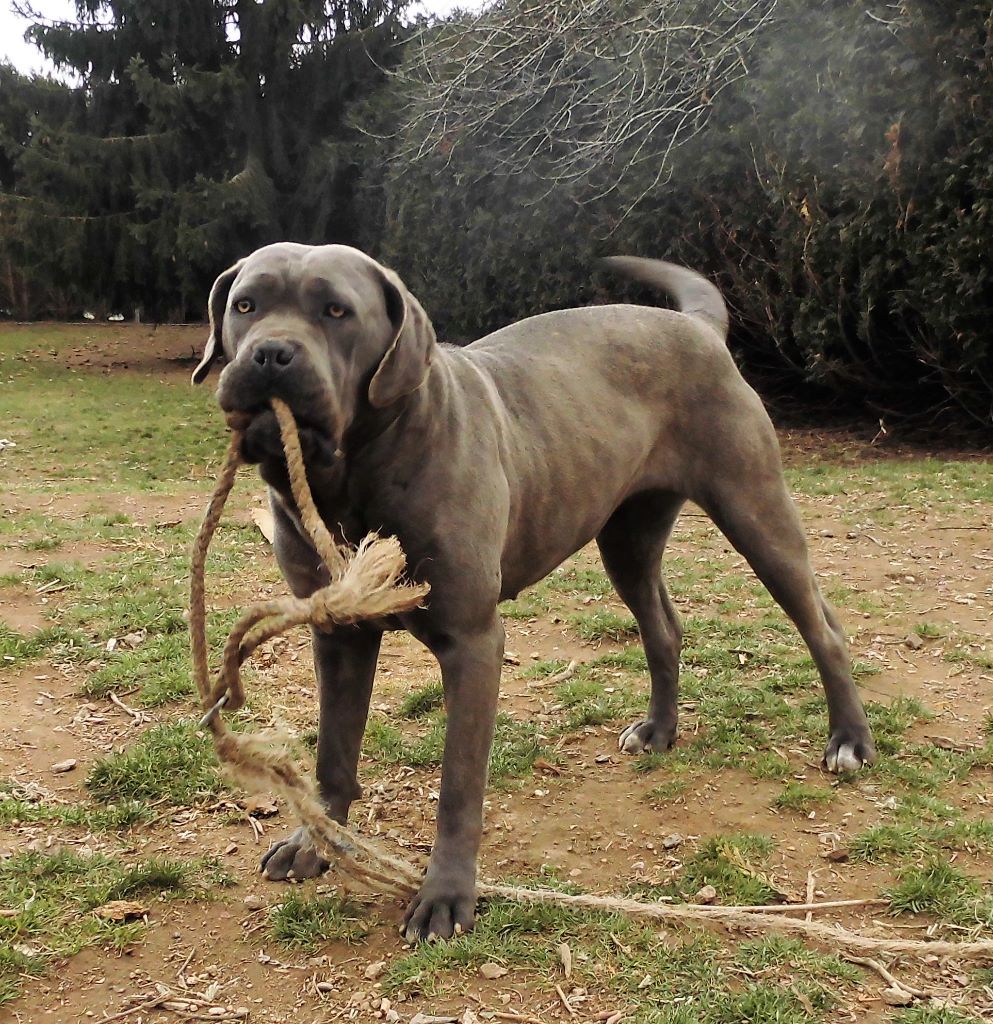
192,260,243,385
368,267,436,408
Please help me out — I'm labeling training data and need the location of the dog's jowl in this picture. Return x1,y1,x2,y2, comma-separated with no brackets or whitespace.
193,243,876,942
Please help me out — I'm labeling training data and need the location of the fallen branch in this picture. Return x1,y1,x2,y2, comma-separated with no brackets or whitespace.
109,691,146,723
554,983,577,1017
527,659,579,687
491,1012,550,1024
844,955,930,998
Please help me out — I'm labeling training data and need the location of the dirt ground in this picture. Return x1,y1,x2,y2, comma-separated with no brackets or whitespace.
1,324,992,1024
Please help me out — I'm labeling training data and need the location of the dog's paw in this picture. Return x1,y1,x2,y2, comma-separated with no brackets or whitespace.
618,719,677,755
823,729,876,773
401,874,476,943
260,827,330,881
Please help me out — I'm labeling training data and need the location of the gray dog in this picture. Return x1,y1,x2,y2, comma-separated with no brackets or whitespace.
192,242,876,941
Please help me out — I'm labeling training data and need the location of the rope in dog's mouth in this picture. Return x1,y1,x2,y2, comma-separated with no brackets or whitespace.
189,396,428,897
187,397,993,959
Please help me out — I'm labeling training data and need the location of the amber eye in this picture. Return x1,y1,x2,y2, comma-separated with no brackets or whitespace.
235,298,254,314
325,302,347,319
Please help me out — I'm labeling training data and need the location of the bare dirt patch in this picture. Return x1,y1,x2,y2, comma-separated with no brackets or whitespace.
4,470,993,1021
18,321,204,376
1,324,991,1023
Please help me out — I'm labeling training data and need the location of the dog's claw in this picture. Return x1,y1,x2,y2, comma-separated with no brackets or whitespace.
618,719,676,755
260,827,329,881
619,727,644,753
402,875,475,943
825,743,863,774
823,727,876,774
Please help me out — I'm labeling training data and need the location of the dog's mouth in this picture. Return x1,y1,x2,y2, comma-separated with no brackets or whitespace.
225,404,331,438
225,403,342,468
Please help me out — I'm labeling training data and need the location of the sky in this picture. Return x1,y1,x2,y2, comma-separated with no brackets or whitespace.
0,1,486,75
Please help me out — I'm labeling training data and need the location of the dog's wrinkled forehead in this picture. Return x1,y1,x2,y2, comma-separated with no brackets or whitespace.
232,243,388,315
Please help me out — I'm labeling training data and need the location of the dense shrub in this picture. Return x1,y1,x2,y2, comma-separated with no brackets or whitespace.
367,0,993,433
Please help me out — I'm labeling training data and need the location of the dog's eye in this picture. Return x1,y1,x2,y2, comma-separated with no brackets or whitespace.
325,303,348,319
235,298,254,314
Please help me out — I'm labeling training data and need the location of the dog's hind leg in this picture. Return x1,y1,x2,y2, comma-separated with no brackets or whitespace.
597,491,686,755
698,467,876,773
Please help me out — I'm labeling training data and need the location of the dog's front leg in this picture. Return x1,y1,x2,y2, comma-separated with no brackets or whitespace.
261,625,382,881
402,615,504,942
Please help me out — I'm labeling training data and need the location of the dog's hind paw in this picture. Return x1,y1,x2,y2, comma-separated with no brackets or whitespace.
618,719,677,755
823,731,876,774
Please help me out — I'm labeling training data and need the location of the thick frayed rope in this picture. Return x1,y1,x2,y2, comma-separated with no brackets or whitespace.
188,399,993,958
189,398,426,897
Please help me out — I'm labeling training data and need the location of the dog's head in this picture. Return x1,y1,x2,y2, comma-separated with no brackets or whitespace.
193,243,435,458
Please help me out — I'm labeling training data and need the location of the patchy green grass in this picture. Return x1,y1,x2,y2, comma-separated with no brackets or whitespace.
850,817,993,862
894,1008,989,1024
363,711,546,784
399,681,445,719
0,849,218,1005
555,674,641,731
570,609,640,643
547,565,613,599
0,782,148,830
499,582,552,620
86,721,221,804
384,896,862,1022
886,858,993,928
670,834,781,905
628,834,782,907
2,525,261,707
785,459,993,511
268,893,368,949
1,359,222,490
0,623,82,666
774,782,835,815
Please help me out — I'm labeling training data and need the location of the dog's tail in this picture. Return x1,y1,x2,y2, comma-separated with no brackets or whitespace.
601,256,729,342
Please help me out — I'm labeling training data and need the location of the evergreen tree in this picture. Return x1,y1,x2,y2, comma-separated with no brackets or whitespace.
1,1,407,319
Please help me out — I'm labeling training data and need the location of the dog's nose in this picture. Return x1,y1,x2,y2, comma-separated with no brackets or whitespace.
252,340,296,370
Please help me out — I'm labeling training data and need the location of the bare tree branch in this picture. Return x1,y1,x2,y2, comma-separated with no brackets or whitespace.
383,0,778,212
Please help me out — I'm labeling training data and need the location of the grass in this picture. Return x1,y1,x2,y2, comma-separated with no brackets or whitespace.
894,1009,989,1024
363,710,546,784
0,623,81,666
774,781,835,814
626,833,783,907
0,849,213,1005
886,858,993,927
0,786,149,830
570,609,640,643
499,581,552,620
671,834,781,905
5,324,993,1019
1,355,223,490
86,721,221,804
268,893,368,949
850,818,993,862
399,681,445,719
384,896,862,1022
555,674,641,731
2,525,261,707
